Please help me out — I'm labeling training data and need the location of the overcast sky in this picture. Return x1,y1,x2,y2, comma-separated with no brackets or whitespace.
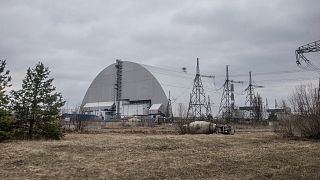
1,0,320,111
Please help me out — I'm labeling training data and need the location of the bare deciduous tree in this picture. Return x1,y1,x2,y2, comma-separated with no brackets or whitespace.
278,84,320,139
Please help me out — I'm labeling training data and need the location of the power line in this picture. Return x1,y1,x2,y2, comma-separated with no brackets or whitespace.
228,69,318,78
257,77,319,83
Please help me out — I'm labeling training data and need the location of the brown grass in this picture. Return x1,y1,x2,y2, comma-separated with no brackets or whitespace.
1,127,320,179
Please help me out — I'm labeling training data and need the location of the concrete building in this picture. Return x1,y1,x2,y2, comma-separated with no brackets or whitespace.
81,60,214,120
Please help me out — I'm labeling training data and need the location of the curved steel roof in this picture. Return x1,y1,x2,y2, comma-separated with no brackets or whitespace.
82,61,215,116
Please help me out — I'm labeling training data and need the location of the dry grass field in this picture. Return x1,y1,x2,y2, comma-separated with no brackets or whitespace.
1,127,320,179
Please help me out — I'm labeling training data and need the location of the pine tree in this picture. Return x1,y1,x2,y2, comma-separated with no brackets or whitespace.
0,60,14,141
12,62,65,139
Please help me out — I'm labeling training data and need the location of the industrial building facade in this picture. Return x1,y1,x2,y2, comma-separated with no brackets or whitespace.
81,60,214,120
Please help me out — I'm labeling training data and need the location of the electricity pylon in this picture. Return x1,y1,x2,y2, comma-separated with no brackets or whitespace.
186,58,209,120
218,65,243,121
296,40,320,70
245,71,263,119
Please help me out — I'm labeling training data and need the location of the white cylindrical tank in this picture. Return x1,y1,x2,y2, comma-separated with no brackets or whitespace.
187,121,216,134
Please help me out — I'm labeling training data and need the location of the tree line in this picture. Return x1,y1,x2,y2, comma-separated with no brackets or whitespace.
0,60,65,141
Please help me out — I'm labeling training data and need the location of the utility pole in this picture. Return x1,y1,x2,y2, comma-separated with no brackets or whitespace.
166,91,174,121
186,58,209,121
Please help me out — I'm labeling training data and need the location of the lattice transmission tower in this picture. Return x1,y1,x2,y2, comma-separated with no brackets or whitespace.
186,58,209,120
218,65,243,121
296,40,320,70
245,71,263,119
115,59,123,118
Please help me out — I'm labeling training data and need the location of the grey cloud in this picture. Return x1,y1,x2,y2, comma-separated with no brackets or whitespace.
1,0,319,109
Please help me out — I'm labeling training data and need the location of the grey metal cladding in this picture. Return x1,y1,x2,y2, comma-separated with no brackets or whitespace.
81,61,168,110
